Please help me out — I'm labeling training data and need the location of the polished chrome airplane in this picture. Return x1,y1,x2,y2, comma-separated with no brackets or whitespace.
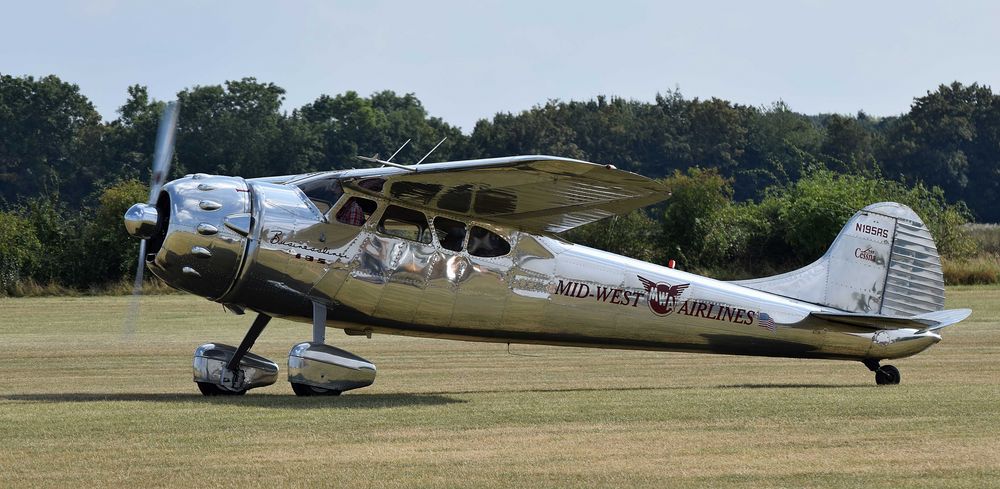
124,102,971,396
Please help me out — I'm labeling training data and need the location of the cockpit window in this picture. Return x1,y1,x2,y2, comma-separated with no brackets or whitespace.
334,197,376,226
468,226,510,257
297,178,343,215
433,217,466,252
378,205,431,244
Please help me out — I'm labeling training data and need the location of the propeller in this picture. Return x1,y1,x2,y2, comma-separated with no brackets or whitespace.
123,101,180,339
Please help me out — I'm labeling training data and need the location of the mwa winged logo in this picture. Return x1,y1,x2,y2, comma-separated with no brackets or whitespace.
638,275,690,316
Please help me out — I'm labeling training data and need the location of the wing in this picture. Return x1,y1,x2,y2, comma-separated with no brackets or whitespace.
342,155,669,234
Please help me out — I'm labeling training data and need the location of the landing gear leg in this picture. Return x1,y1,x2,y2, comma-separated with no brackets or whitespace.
227,313,272,373
288,301,376,396
221,313,271,392
290,302,340,397
863,359,901,386
311,301,326,345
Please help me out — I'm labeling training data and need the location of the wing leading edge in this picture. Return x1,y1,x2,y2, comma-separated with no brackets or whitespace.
344,155,669,234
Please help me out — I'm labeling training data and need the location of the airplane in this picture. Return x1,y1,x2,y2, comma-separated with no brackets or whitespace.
123,101,971,396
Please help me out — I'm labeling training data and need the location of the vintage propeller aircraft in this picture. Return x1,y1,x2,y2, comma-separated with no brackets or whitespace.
124,102,971,396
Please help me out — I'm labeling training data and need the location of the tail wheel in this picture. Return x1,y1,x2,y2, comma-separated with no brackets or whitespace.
875,365,901,385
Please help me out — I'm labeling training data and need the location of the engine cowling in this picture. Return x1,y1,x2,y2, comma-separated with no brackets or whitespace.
125,174,253,300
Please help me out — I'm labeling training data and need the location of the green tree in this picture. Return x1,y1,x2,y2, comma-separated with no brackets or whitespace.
739,101,824,199
565,209,662,264
880,82,1000,221
659,167,732,269
175,78,287,177
299,90,467,170
762,170,882,261
470,101,586,160
0,74,104,205
686,98,749,173
820,113,877,174
102,85,166,185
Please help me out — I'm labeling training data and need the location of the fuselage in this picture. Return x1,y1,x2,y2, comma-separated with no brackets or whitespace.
121,125,956,393
178,174,938,363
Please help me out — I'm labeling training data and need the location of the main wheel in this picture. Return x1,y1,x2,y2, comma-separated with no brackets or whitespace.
875,365,901,385
291,382,342,397
197,382,247,396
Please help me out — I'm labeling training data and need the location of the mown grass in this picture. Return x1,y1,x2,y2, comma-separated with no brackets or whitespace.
1,288,998,488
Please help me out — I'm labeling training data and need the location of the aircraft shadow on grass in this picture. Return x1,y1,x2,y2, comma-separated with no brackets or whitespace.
0,392,465,409
1,383,866,407
714,383,864,389
407,383,866,396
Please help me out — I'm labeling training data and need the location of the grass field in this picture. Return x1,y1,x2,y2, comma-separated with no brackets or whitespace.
1,287,999,488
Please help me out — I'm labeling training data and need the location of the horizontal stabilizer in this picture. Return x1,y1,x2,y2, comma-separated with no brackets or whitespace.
811,308,972,331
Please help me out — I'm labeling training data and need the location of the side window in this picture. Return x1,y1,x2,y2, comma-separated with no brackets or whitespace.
433,217,467,252
334,196,376,227
378,205,431,244
356,178,385,193
468,226,511,257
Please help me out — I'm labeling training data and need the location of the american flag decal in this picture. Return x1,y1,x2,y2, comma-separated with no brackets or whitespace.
758,312,776,332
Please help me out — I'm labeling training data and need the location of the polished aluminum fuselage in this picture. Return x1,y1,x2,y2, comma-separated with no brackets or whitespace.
182,177,940,363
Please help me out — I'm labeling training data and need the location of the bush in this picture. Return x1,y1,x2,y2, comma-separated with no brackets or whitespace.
79,180,148,284
760,169,975,263
943,255,1000,285
699,203,773,273
659,167,732,269
566,209,662,264
891,183,976,259
0,211,42,295
761,170,888,261
966,224,1000,255
4,180,148,292
15,196,79,286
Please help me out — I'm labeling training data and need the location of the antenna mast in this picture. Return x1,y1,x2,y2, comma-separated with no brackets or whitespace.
415,137,447,166
385,139,410,163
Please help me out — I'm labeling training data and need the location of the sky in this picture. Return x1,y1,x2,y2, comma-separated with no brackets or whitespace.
3,0,999,132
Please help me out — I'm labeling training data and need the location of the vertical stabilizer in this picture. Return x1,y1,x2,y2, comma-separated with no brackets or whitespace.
733,202,944,316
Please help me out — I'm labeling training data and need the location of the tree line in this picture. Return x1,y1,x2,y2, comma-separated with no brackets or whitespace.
0,74,995,293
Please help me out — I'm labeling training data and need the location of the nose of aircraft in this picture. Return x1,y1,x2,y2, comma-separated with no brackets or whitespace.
124,203,160,239
122,174,254,301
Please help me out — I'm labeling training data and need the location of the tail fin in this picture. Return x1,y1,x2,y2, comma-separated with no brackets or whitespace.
733,202,945,316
